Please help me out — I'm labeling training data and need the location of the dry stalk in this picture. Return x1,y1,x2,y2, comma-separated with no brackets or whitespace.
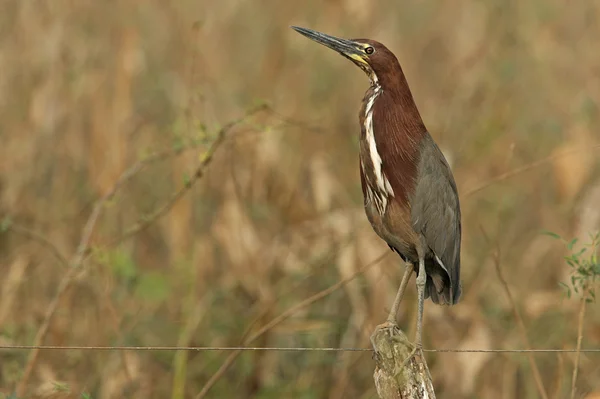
171,296,210,399
195,252,389,399
570,290,587,399
0,256,30,328
552,353,564,399
490,242,549,399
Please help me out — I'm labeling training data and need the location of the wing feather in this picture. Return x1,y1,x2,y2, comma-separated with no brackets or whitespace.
410,133,462,304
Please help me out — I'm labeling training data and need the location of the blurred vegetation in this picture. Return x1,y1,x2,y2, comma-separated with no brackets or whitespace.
1,0,600,398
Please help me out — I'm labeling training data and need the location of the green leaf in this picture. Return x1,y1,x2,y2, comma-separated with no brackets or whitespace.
197,122,207,133
575,248,587,257
252,98,269,108
109,250,137,281
578,267,590,277
540,230,561,240
172,136,185,152
182,173,191,187
134,271,170,302
567,238,578,251
53,382,70,392
0,216,12,233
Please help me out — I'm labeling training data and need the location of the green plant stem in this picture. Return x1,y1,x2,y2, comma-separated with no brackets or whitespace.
570,289,587,399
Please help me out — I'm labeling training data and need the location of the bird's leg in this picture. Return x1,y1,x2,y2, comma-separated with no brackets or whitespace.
414,254,426,349
386,262,413,324
371,262,413,353
402,255,426,366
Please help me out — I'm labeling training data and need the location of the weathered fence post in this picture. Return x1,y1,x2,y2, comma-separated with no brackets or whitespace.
371,324,436,398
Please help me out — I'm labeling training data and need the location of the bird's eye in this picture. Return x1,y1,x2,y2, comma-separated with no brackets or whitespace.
365,46,374,55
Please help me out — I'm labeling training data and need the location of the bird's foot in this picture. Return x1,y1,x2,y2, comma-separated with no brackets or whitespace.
370,320,399,358
374,320,398,331
402,343,423,367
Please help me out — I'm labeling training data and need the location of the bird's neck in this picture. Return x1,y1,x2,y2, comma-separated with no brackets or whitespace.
358,69,427,213
384,71,424,120
372,83,426,141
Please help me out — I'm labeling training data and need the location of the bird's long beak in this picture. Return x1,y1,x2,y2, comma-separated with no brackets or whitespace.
291,26,365,60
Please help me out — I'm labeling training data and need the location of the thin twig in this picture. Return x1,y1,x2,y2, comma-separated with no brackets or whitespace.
6,224,70,268
195,252,389,399
5,106,316,277
14,105,267,397
570,292,587,399
485,233,549,399
16,199,105,395
553,353,565,399
111,104,268,244
464,144,600,198
15,158,140,395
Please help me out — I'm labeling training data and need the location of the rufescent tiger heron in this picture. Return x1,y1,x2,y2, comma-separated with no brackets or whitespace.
291,26,462,354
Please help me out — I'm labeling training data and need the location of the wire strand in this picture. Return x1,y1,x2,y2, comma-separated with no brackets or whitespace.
0,345,599,353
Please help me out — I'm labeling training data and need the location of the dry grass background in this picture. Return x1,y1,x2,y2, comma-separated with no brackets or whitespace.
1,0,600,398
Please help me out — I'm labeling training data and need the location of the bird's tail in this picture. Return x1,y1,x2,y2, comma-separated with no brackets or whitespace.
425,268,461,305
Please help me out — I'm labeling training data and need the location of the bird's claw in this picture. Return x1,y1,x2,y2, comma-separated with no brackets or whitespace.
371,320,399,359
374,320,398,331
402,343,423,367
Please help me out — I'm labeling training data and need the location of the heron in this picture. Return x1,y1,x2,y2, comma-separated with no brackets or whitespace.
291,26,462,356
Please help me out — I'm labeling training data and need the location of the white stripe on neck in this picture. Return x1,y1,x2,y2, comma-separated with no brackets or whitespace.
363,81,394,215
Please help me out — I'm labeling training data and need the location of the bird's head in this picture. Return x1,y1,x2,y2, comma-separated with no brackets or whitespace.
291,26,401,87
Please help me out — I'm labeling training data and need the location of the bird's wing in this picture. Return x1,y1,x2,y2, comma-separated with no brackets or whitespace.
410,133,462,304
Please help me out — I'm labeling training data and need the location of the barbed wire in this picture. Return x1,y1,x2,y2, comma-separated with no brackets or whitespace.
0,345,599,353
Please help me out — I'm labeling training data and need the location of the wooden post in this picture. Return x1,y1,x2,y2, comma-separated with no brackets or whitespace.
370,324,436,399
